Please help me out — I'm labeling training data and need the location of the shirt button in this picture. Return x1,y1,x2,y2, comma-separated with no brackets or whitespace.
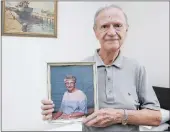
108,77,111,81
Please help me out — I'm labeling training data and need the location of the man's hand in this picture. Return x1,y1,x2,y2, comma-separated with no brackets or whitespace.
82,108,123,128
41,99,55,120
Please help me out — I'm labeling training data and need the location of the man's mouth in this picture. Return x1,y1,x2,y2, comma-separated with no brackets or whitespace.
106,40,119,43
105,39,119,41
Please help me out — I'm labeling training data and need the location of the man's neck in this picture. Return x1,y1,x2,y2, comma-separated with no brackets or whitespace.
98,49,120,65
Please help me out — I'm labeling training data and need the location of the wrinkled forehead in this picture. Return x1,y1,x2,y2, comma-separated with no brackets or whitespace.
96,8,126,25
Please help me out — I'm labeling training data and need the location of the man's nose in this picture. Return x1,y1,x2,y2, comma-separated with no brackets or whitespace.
107,25,116,36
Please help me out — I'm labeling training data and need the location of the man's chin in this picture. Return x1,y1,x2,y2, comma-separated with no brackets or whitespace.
105,45,120,52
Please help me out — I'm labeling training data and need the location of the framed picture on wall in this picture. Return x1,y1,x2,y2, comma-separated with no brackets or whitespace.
47,62,98,124
1,0,57,38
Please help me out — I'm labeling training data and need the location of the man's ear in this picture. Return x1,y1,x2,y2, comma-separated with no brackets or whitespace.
93,27,99,39
93,26,96,33
126,24,129,32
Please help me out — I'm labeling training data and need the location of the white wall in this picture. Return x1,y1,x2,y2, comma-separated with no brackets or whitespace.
2,1,169,131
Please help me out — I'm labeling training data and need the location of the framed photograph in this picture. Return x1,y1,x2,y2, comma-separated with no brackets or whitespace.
1,0,57,38
47,62,99,124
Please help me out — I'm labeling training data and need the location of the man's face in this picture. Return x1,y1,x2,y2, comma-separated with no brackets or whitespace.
64,79,76,92
94,8,128,52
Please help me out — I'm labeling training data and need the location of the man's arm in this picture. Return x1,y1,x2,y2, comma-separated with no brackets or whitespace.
115,109,161,126
127,109,161,126
83,108,161,127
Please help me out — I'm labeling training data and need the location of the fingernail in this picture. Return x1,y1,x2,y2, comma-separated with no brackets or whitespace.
82,119,86,123
86,123,90,126
48,115,52,118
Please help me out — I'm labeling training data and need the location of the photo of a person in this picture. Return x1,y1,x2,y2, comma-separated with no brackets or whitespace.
52,75,88,120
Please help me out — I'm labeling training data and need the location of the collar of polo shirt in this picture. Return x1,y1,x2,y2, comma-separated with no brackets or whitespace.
94,49,124,68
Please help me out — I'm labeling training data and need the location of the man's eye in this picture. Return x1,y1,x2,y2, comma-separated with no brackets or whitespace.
115,24,122,27
101,25,108,29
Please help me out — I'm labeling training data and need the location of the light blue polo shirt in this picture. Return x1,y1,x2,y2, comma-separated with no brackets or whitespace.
82,49,160,131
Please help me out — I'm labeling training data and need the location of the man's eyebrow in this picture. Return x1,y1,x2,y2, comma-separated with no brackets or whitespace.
100,21,124,25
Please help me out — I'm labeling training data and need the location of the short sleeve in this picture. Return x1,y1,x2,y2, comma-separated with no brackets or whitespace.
59,101,64,112
59,92,66,112
78,98,88,114
137,65,160,110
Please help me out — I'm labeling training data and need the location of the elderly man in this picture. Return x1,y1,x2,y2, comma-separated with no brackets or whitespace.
41,4,161,131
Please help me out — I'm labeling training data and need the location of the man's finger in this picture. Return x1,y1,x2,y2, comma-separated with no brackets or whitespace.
83,110,107,124
86,118,100,126
98,118,110,126
42,114,52,120
91,118,111,128
41,99,53,105
41,104,54,110
85,115,103,126
41,108,54,115
82,112,98,124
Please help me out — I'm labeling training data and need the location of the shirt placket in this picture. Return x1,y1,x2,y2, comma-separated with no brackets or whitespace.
105,66,114,102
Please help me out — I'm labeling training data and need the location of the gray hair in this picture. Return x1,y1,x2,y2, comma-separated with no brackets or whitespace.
64,75,76,83
93,4,128,28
